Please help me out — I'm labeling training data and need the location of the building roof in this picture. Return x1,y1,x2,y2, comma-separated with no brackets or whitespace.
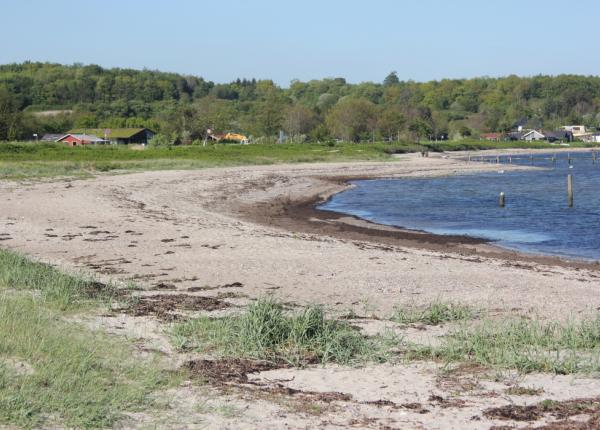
522,130,545,137
40,133,64,141
68,128,153,139
544,130,572,139
59,134,106,142
508,131,525,139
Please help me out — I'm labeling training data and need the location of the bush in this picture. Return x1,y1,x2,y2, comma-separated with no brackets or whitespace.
148,133,174,147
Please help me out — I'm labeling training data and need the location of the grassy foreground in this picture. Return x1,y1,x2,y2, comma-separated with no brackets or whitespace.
0,250,174,429
1,247,599,427
1,139,590,179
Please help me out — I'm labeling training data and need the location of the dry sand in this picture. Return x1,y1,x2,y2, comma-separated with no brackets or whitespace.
2,150,600,429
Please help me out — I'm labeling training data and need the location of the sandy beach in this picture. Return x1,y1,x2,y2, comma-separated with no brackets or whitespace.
2,150,600,429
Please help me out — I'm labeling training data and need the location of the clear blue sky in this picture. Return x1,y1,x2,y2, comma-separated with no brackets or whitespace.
1,0,598,86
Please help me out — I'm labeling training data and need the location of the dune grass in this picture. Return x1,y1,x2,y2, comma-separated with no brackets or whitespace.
172,298,396,366
173,296,600,374
392,301,476,326
406,315,600,374
0,249,175,428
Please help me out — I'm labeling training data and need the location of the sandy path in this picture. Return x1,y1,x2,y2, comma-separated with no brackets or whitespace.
2,151,600,429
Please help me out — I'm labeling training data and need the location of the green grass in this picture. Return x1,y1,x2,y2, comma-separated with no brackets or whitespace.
172,298,396,366
0,249,176,428
414,316,600,374
2,139,595,179
0,141,401,179
392,301,475,325
0,248,121,311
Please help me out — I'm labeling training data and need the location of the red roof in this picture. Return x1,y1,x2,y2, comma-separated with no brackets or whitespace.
481,133,503,139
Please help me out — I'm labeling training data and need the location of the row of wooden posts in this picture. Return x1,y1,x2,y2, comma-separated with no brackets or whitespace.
468,152,598,165
498,174,574,208
464,152,588,208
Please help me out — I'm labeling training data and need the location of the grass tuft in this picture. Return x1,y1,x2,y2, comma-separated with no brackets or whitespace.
173,298,396,366
392,301,475,326
423,316,600,374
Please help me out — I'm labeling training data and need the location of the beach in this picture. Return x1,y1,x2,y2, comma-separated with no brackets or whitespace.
2,150,600,429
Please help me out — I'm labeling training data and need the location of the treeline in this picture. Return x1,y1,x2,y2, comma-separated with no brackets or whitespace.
1,62,600,142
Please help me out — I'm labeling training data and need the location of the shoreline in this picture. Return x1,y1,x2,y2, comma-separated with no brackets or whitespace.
238,156,600,272
2,150,599,318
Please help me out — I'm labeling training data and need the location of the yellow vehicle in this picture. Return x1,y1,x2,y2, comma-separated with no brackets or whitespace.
208,132,249,144
223,133,249,144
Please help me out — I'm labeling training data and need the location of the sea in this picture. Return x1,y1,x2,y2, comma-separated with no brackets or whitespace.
318,151,600,261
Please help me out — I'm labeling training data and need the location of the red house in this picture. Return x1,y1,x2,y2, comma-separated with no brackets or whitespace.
480,132,503,141
57,134,107,146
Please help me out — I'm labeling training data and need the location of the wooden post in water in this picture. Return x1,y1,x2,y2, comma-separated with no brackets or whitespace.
496,155,500,164
567,174,573,208
509,156,512,164
530,154,534,165
499,192,505,208
593,152,597,164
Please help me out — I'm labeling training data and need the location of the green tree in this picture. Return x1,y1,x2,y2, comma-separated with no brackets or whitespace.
282,104,317,137
383,71,400,87
378,106,406,141
408,118,433,141
326,97,377,142
0,87,23,140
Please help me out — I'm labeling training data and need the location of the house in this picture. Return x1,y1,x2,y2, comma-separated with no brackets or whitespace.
579,133,600,143
480,132,503,141
40,133,64,142
521,130,546,141
507,131,525,141
57,134,107,146
561,125,587,137
544,130,573,143
67,128,155,144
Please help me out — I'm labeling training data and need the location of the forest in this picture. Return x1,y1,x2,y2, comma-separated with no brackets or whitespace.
1,62,600,143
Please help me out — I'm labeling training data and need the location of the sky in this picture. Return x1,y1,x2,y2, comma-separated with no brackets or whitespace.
1,0,599,86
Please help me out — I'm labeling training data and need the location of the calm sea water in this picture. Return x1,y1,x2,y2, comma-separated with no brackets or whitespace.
318,152,600,261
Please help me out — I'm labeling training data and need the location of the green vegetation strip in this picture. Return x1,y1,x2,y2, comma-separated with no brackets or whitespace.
0,140,583,180
0,249,175,428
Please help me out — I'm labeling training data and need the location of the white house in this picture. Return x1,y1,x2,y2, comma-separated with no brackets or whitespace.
522,130,546,141
583,133,600,143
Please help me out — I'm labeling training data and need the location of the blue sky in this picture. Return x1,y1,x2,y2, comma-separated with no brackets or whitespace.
1,0,598,86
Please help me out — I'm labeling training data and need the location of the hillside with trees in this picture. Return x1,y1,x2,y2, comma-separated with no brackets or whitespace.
1,62,600,143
